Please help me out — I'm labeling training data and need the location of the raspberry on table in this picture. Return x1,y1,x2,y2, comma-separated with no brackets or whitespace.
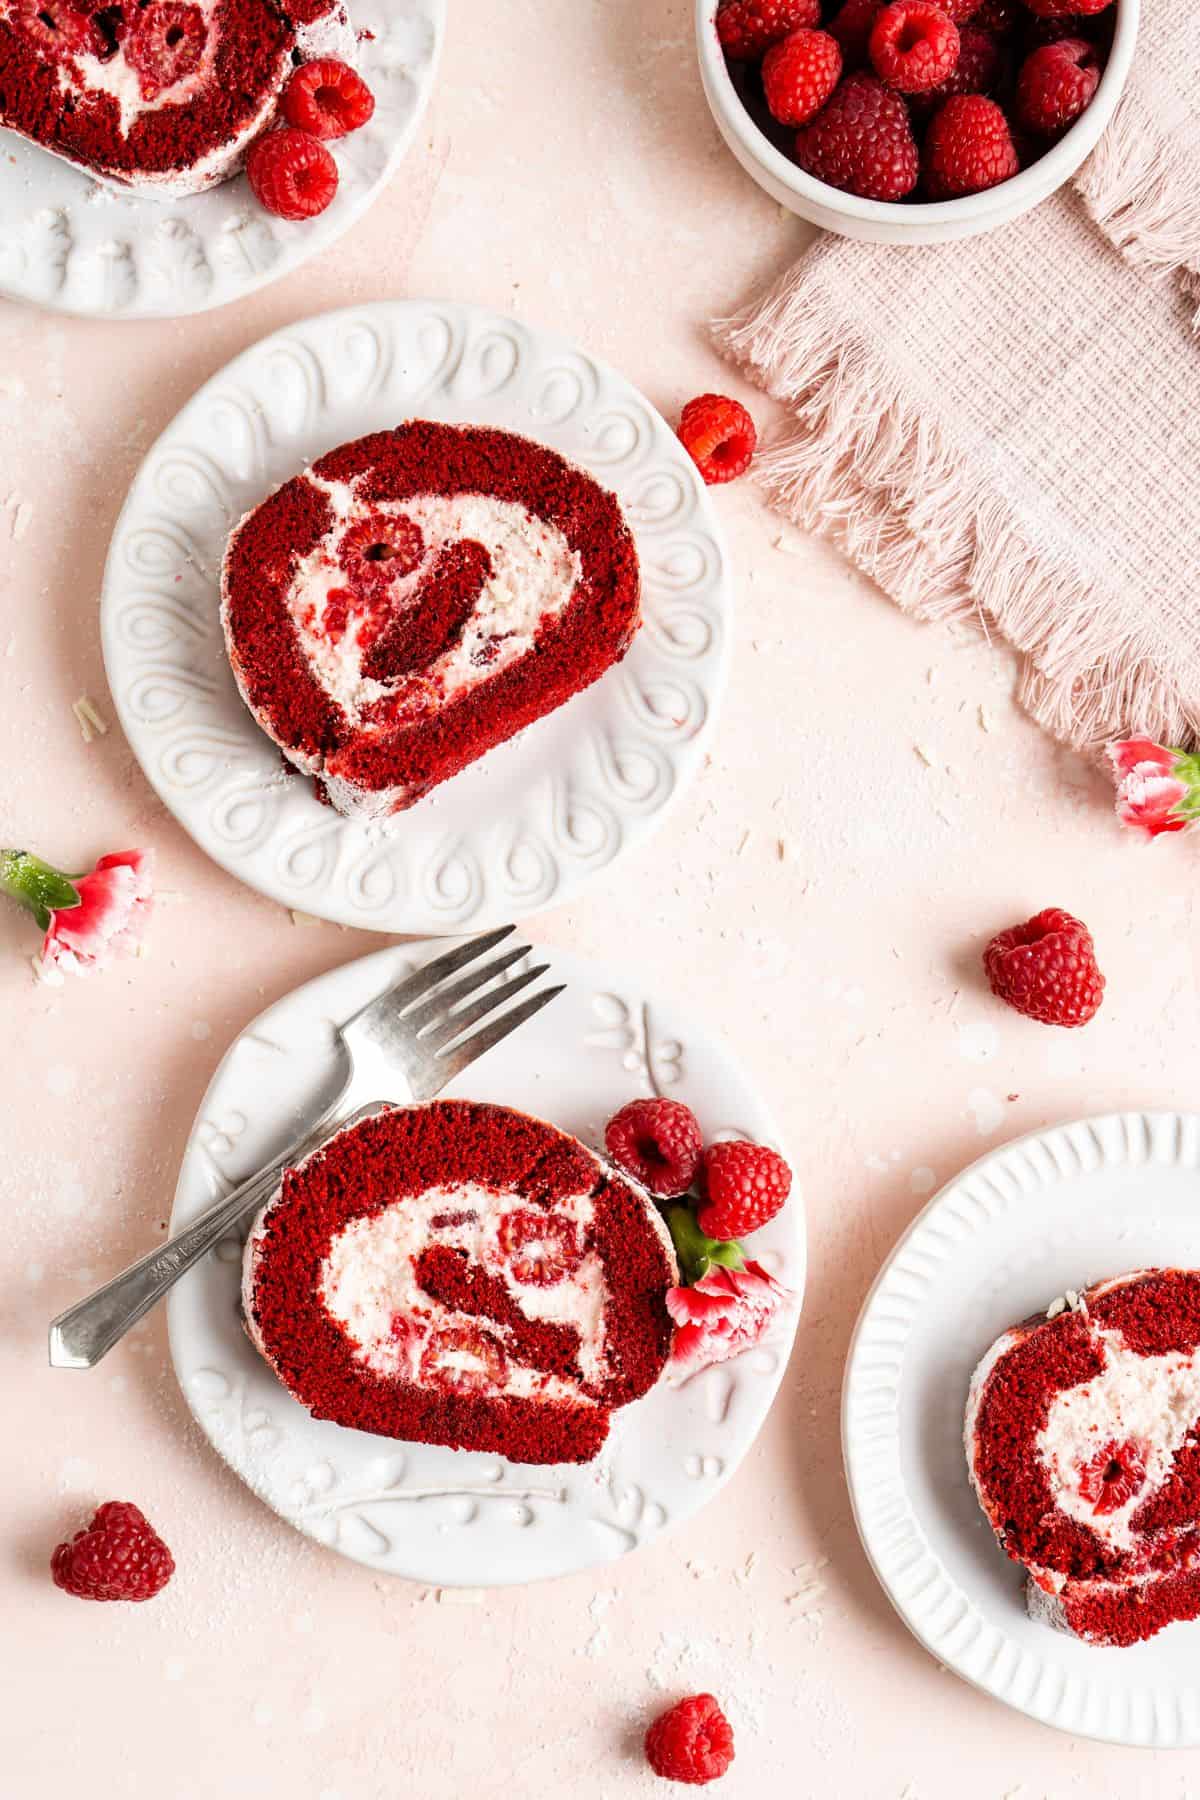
827,0,882,67
125,2,207,101
605,1098,704,1197
922,93,1018,197
869,1,960,94
677,394,757,486
983,906,1105,1027
1016,38,1100,134
793,71,918,200
645,1693,735,1786
282,59,376,140
51,1501,174,1603
716,0,821,60
246,128,339,220
762,28,842,127
697,1139,792,1241
909,26,1000,117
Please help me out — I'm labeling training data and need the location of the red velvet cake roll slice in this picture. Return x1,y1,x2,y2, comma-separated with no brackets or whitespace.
0,0,355,197
966,1269,1200,1646
242,1101,676,1465
220,423,642,819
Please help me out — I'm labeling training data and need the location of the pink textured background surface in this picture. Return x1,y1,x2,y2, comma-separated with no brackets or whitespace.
2,3,1198,1794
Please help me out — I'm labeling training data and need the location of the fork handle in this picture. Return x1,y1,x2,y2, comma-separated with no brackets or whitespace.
48,1097,379,1370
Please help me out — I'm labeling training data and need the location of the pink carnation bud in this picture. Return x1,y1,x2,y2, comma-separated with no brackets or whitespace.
41,849,154,978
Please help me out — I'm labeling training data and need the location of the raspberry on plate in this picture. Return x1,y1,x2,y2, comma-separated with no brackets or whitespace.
125,2,207,100
869,1,960,93
282,58,376,140
677,394,757,486
1016,38,1101,134
827,0,882,67
983,906,1105,1027
246,127,339,220
51,1501,174,1603
793,71,918,200
605,1097,704,1198
716,0,820,60
762,28,842,127
697,1139,792,1240
645,1693,735,1786
923,92,1018,197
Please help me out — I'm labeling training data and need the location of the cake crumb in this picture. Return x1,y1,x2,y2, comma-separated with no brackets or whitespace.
10,497,32,540
913,743,935,768
72,695,109,742
977,703,993,733
1045,1296,1067,1319
289,910,324,928
436,1587,484,1606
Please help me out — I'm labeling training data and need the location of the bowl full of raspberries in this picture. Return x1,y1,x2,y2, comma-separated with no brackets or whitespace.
697,0,1137,242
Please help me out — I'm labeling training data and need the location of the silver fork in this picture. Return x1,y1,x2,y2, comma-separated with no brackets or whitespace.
48,926,563,1371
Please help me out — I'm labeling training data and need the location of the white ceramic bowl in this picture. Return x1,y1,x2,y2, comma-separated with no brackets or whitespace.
697,0,1139,244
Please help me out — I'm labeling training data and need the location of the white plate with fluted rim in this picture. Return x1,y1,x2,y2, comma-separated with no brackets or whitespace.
101,300,730,932
843,1112,1200,1748
0,0,442,318
167,939,804,1584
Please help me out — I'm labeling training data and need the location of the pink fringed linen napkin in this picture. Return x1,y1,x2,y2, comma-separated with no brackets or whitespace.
716,1,1200,751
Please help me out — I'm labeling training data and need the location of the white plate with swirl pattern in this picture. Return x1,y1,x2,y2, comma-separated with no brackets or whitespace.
101,301,730,930
844,1112,1200,1747
168,938,803,1584
0,0,442,318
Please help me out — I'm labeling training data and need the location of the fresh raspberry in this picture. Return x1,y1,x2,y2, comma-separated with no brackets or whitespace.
1016,38,1100,133
935,0,981,18
246,128,339,221
677,394,757,486
1025,0,1111,15
909,26,999,117
1022,12,1102,46
982,906,1105,1027
715,0,820,60
793,72,918,200
605,1098,704,1197
497,1208,583,1286
340,513,425,588
419,1324,508,1395
869,2,960,93
645,1694,735,1786
125,3,207,100
762,28,842,125
51,1501,174,1602
13,0,98,57
827,0,882,67
697,1139,792,1240
923,93,1018,197
281,58,376,140
1078,1440,1147,1515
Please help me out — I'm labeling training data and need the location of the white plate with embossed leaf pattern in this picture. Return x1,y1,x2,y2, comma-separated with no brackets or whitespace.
168,940,804,1584
0,0,443,318
844,1112,1200,1748
100,300,730,931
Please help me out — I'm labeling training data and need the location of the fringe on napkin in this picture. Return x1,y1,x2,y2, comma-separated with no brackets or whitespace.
1077,92,1200,327
715,269,1199,752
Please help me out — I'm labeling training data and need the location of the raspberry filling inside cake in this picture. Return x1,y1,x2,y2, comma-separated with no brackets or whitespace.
0,0,355,195
220,423,642,819
966,1270,1200,1646
242,1102,676,1465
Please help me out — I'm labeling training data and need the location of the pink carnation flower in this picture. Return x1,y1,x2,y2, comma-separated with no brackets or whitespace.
42,850,154,978
1,846,154,980
1106,738,1198,839
666,1260,791,1382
